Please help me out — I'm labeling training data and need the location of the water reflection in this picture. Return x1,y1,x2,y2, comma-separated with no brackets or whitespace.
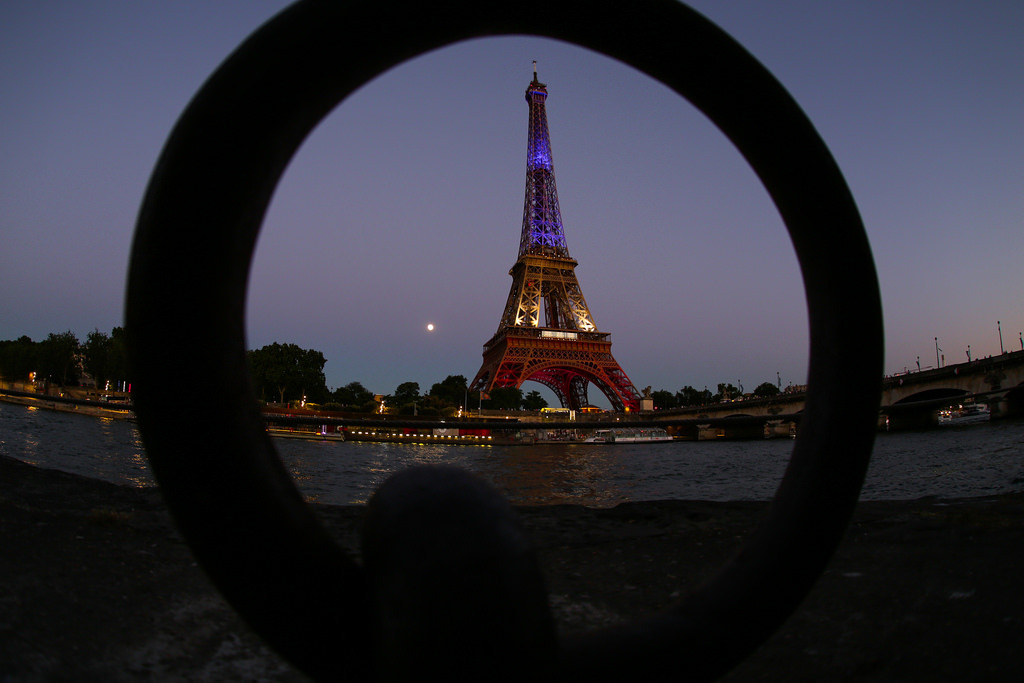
275,438,796,508
1,402,149,486
484,444,630,506
4,401,1023,505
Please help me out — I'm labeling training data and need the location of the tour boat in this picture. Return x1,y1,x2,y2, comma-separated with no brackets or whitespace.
583,428,673,444
938,403,990,426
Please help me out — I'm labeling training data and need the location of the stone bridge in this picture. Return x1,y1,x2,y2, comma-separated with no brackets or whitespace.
652,349,1024,438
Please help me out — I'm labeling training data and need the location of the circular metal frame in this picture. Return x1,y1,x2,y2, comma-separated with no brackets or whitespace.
126,1,883,680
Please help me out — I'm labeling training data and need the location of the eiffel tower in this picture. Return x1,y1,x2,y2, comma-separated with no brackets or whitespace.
469,65,642,412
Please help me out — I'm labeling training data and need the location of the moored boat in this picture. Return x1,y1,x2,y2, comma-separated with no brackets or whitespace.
267,426,346,442
938,403,990,426
583,427,673,444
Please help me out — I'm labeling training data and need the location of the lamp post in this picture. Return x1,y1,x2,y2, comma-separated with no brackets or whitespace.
934,337,940,368
998,320,1004,354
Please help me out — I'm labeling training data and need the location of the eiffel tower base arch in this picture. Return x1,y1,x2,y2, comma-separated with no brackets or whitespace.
470,330,641,412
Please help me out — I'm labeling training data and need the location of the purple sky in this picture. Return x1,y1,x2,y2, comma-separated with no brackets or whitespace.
2,1,1022,406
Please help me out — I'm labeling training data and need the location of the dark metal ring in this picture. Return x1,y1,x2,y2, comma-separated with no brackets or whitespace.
125,1,882,680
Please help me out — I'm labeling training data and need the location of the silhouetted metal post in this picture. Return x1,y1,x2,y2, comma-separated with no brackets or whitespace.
998,321,1004,354
124,3,885,679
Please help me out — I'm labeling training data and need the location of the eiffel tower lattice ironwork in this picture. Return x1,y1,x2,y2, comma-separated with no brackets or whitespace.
470,65,642,412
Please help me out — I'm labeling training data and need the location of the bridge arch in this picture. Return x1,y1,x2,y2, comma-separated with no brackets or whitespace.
892,387,968,405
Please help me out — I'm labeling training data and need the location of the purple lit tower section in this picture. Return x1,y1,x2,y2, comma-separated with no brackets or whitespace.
519,65,569,259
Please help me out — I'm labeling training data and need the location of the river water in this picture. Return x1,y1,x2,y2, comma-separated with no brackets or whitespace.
2,402,1022,507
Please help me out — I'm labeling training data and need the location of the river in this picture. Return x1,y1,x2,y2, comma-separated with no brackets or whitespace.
1,402,1022,507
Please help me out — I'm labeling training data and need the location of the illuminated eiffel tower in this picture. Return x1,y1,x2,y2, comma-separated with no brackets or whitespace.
469,65,641,412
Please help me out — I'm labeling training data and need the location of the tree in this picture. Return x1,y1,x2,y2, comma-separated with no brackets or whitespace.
521,389,548,410
428,375,468,409
676,385,711,407
753,381,780,398
651,389,677,410
81,327,129,391
247,342,327,404
331,381,375,411
108,326,129,388
82,329,111,388
419,394,452,416
393,381,420,406
37,331,80,386
488,386,523,410
715,382,740,402
0,336,38,383
388,381,421,414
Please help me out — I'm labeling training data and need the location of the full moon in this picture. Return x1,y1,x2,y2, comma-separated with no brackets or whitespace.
426,323,435,332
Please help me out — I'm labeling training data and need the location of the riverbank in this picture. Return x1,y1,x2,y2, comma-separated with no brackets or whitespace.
0,389,133,420
2,454,1022,681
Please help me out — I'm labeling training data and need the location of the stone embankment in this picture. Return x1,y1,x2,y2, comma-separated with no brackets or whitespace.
2,454,1022,681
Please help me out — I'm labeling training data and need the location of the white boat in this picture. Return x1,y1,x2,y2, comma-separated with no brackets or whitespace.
583,428,673,443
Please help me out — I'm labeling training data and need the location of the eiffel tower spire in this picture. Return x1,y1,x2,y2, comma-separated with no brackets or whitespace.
469,66,641,412
519,62,570,259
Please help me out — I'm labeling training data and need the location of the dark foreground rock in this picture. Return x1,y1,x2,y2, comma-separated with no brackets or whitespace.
1,454,1022,681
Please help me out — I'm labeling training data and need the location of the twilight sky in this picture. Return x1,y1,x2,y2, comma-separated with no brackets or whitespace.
2,1,1022,406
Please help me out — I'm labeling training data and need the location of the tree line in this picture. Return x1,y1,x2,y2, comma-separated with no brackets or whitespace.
648,381,782,411
0,333,785,414
0,328,127,391
0,333,546,415
246,342,549,416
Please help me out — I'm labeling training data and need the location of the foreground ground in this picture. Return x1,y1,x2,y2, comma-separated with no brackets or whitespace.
1,453,1022,681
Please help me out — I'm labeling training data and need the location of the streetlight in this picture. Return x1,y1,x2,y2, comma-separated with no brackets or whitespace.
998,321,1004,354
